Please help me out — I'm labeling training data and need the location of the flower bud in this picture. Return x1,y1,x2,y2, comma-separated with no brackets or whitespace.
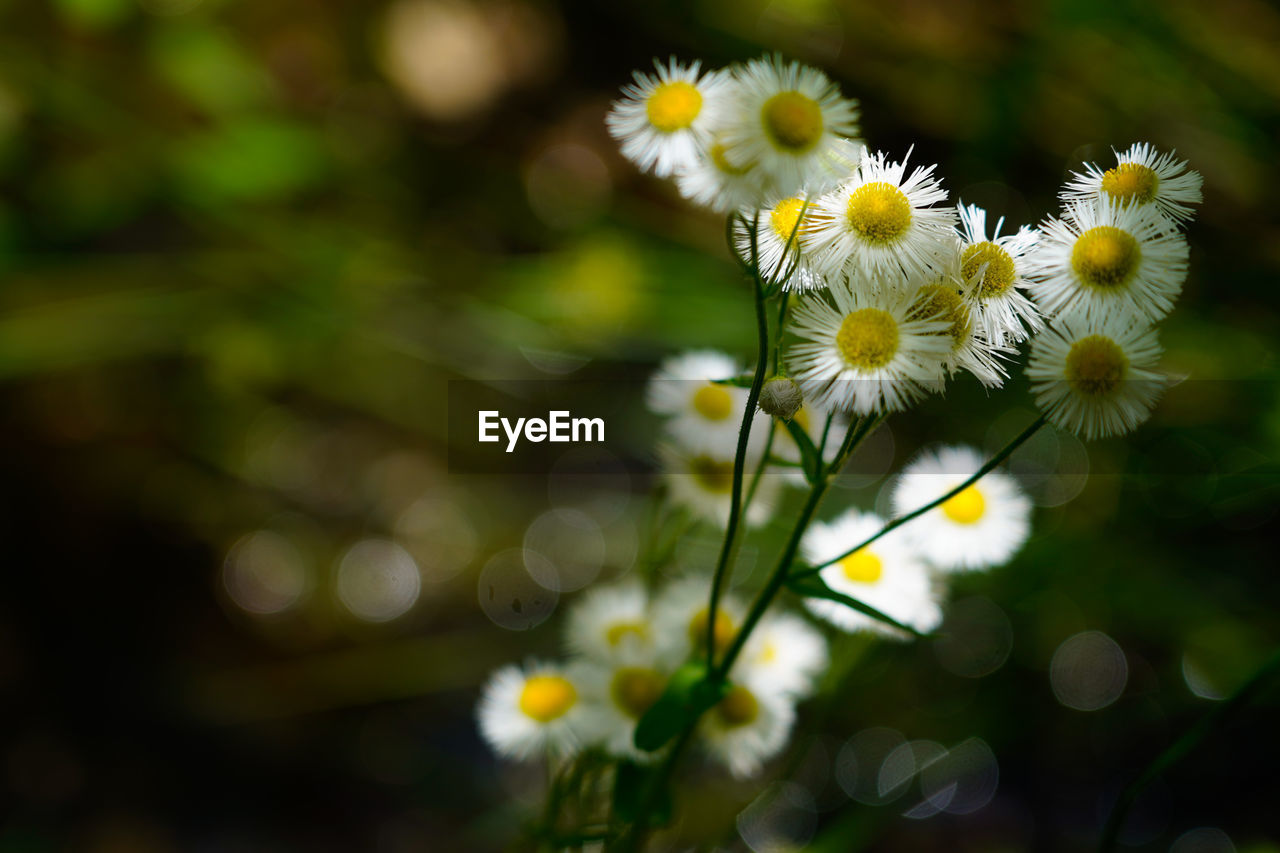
758,376,803,420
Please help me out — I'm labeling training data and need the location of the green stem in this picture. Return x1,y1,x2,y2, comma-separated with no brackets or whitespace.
1098,647,1280,851
792,414,1047,580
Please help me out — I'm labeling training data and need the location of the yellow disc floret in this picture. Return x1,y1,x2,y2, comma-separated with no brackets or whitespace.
519,675,578,723
610,667,665,719
962,241,1017,298
910,283,971,351
942,485,986,524
1065,334,1128,396
716,684,760,728
692,384,734,421
1101,163,1159,205
770,197,809,243
646,81,703,133
837,308,899,370
840,549,883,584
761,91,824,152
1071,226,1141,290
605,621,649,648
846,182,913,244
689,455,735,494
688,607,736,656
710,140,753,176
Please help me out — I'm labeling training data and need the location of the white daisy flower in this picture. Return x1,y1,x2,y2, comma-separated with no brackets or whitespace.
698,680,796,779
1062,143,1203,229
651,575,746,668
808,149,957,285
576,647,670,761
565,581,653,663
907,262,1012,389
660,443,778,529
735,192,824,290
956,203,1042,346
891,445,1032,572
647,349,768,457
734,611,828,700
1026,200,1189,326
477,660,591,761
720,55,861,197
606,58,735,178
788,281,950,415
674,131,770,213
800,510,943,638
1026,312,1165,440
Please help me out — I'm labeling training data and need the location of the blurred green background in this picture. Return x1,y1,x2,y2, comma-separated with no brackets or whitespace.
0,0,1277,850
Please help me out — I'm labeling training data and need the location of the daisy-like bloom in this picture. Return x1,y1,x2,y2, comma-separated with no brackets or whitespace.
477,661,590,760
698,680,796,779
577,646,670,761
720,55,861,197
651,575,747,668
908,261,1012,389
1026,312,1165,440
606,58,735,178
800,510,943,638
564,581,653,663
891,445,1032,572
1062,143,1203,229
647,350,768,457
788,282,950,415
1026,200,1189,326
736,193,824,290
734,611,828,699
956,203,1042,346
808,149,957,285
675,131,770,213
660,443,778,528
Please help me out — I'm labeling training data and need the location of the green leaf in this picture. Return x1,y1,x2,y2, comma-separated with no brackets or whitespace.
632,660,726,752
611,760,672,827
786,574,931,639
783,418,822,483
711,374,755,388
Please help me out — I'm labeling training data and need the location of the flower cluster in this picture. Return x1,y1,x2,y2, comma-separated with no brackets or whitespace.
477,577,827,778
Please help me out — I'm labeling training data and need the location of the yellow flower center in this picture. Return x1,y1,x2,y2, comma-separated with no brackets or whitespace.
770,197,810,243
692,384,734,421
942,485,986,524
910,283,971,351
605,621,649,647
761,91,824,152
689,455,735,494
1101,163,1159,205
961,241,1017,298
836,308,899,370
846,182,913,244
840,549,883,584
1071,226,1141,290
610,667,665,719
759,641,778,663
1065,334,1128,396
716,684,760,728
519,675,577,723
709,140,753,176
646,81,703,133
688,607,736,656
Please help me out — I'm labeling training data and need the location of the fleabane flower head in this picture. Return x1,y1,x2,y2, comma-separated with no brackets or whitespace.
1062,143,1203,230
956,203,1042,346
1026,200,1189,326
660,443,778,528
788,281,950,415
651,575,746,668
908,256,1012,389
565,580,653,663
647,350,768,456
808,148,957,285
1026,312,1165,440
698,680,795,779
891,445,1032,572
477,661,590,760
800,510,943,638
734,611,828,700
736,192,825,291
577,643,670,761
720,55,861,197
675,130,770,213
606,58,735,178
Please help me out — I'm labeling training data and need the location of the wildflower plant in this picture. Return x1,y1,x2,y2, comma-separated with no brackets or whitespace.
477,54,1201,850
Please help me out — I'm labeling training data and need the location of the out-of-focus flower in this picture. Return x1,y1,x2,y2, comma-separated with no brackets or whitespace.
698,681,795,778
476,661,590,760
